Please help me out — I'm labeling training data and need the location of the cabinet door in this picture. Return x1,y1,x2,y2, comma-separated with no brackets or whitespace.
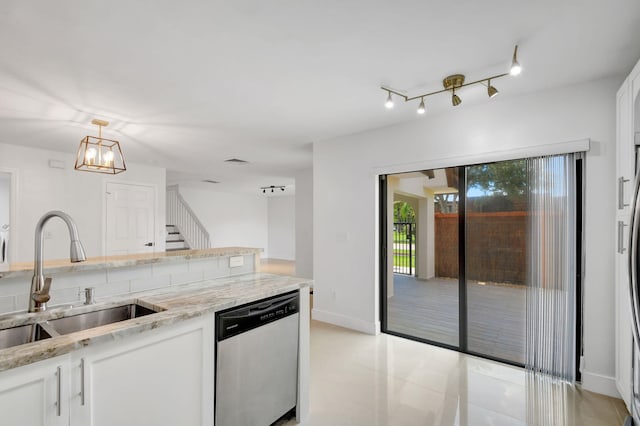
0,355,70,426
71,315,214,426
616,213,633,407
617,78,634,212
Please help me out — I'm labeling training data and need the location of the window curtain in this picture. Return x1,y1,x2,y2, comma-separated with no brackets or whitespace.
526,153,580,382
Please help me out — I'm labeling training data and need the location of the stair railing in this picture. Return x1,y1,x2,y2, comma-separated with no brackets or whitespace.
166,185,210,249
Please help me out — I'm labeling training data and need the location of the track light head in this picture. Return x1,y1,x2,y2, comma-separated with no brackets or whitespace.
281,187,285,192
487,80,499,98
417,98,425,115
510,45,522,76
263,189,266,193
385,91,394,109
452,89,462,107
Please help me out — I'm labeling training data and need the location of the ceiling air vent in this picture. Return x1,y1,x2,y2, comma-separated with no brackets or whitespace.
224,158,250,165
202,180,220,184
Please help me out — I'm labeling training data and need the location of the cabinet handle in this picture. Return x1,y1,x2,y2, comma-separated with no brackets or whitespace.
619,177,631,210
80,358,85,406
56,366,62,417
619,220,629,253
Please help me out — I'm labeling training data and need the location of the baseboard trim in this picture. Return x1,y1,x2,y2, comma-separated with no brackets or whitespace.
581,371,621,398
312,308,378,335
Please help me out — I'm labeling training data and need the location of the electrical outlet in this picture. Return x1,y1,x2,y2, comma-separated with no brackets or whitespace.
229,256,244,268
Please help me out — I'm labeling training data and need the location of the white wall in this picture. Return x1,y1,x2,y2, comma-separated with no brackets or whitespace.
179,187,269,257
0,143,166,262
313,77,620,395
295,168,313,278
267,195,295,260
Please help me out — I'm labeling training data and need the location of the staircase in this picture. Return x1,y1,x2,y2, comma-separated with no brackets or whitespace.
166,185,211,251
165,225,189,251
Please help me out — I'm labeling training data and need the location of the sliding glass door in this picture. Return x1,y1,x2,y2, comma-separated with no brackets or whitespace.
381,155,581,369
465,160,527,364
382,168,460,348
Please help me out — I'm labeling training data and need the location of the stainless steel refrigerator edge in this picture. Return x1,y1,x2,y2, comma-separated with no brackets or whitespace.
627,147,640,425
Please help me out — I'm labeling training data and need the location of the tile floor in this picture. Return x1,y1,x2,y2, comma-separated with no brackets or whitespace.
286,321,628,426
261,259,628,425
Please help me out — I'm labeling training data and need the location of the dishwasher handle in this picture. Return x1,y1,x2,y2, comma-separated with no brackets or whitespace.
247,298,294,317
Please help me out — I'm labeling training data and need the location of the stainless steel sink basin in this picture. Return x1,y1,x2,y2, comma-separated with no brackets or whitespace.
0,303,161,350
46,303,159,335
0,322,55,350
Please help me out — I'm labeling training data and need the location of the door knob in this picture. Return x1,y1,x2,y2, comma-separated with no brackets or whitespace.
144,242,154,247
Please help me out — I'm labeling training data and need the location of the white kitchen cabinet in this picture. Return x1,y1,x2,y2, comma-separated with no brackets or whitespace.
615,56,640,409
0,314,214,426
70,314,214,426
0,354,70,426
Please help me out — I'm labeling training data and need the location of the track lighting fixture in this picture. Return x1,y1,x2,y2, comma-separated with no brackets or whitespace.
385,91,394,109
487,80,499,98
510,45,522,76
417,97,426,115
260,185,286,194
380,45,521,112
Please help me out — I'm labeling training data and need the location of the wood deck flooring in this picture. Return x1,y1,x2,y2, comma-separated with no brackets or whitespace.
387,274,525,364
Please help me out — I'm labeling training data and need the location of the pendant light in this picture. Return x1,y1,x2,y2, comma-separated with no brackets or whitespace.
75,119,126,174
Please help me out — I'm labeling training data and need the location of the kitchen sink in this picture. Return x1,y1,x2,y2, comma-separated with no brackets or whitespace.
0,303,162,350
46,303,160,335
0,322,55,350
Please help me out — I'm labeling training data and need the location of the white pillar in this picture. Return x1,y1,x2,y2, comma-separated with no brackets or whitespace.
417,194,435,280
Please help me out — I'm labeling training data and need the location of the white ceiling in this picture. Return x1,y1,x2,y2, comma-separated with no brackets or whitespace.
1,0,639,193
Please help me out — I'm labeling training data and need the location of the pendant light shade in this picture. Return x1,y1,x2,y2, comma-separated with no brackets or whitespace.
75,119,126,174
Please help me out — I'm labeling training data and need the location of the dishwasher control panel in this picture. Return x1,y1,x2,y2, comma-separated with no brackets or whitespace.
216,291,299,341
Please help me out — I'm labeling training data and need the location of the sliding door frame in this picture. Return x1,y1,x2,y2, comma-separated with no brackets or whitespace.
379,156,584,370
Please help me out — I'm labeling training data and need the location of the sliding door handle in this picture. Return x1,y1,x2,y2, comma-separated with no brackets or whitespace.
619,221,629,253
619,176,630,210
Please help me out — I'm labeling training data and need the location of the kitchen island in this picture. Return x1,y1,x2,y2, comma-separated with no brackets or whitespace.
0,250,310,426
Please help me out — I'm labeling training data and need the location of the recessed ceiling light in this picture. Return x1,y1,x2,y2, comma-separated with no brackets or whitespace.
224,158,250,165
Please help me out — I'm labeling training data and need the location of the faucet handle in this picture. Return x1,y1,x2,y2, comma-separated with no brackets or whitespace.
32,277,52,304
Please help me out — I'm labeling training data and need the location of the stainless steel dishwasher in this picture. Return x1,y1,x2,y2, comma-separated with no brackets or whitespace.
215,291,299,426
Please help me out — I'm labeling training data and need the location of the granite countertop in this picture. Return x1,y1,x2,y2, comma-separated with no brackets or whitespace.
0,272,311,372
0,247,262,279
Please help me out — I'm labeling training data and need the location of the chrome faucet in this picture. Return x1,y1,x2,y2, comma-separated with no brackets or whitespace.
29,211,87,313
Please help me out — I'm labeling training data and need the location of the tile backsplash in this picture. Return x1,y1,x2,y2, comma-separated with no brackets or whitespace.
0,254,255,315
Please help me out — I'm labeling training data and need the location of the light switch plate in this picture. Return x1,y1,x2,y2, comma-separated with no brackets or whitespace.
229,256,244,268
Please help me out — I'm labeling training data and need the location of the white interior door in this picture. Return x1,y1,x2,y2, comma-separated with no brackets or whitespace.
105,183,156,255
